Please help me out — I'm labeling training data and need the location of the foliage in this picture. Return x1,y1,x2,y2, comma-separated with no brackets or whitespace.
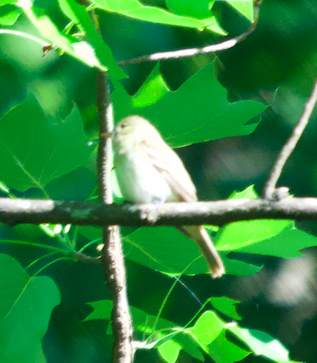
0,0,315,362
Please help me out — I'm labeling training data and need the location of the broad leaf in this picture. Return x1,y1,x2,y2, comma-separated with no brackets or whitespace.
208,331,250,363
0,94,91,192
228,325,290,362
166,0,215,19
123,227,213,276
227,0,254,22
216,186,293,251
0,4,20,25
240,228,317,258
208,297,241,320
158,340,182,363
58,0,126,79
216,186,317,265
190,311,225,345
19,3,126,79
166,0,254,22
112,62,267,147
0,254,60,363
92,0,226,35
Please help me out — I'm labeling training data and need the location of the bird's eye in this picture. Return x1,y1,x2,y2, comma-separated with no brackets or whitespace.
120,122,128,129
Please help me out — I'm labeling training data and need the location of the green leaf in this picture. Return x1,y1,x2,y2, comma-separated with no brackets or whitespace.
0,0,18,5
85,299,177,338
84,300,113,321
190,311,225,345
241,228,317,258
208,297,241,320
0,254,60,363
20,4,126,79
0,94,91,192
221,255,263,277
92,0,226,35
58,0,126,80
208,331,250,363
228,185,257,199
216,186,293,250
158,340,182,363
212,185,317,276
226,0,254,22
87,302,293,363
228,325,290,361
216,219,293,251
174,333,204,361
0,5,20,25
132,64,169,108
123,227,213,275
112,61,267,147
166,0,214,19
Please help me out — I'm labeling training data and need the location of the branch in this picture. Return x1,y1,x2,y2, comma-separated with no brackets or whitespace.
118,1,263,67
264,79,317,199
96,66,134,363
2,197,317,225
93,11,134,363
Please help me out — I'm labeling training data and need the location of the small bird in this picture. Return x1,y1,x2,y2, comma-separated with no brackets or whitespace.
112,115,225,278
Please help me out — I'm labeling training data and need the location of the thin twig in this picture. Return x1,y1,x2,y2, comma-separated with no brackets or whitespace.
118,1,262,67
264,79,317,199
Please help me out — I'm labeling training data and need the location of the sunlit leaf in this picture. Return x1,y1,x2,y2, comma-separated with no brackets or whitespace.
58,0,126,79
112,61,267,147
158,340,181,363
216,186,293,250
226,0,254,22
92,0,226,35
228,325,290,361
19,3,126,79
190,311,225,345
166,0,214,19
0,5,20,25
241,228,317,258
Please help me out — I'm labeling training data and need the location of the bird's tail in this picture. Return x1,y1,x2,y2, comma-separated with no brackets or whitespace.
179,226,225,279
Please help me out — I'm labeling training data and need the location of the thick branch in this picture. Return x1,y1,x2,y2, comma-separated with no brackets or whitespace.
2,197,317,226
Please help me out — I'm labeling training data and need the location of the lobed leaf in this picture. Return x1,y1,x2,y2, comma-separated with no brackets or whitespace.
0,94,91,192
112,62,267,148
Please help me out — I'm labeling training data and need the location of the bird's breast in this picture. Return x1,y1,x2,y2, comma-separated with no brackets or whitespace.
114,150,177,203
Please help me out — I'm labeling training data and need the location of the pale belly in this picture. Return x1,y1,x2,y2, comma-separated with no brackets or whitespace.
115,152,177,203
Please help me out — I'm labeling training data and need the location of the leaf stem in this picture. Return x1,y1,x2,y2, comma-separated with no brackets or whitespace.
32,256,73,277
0,29,48,46
0,239,72,254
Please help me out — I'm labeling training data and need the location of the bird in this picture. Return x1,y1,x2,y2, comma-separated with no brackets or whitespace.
112,115,225,278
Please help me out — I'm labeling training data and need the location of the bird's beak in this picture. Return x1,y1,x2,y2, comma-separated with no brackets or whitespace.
100,130,115,139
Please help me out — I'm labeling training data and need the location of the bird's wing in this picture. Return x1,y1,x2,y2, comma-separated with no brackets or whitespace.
140,139,197,202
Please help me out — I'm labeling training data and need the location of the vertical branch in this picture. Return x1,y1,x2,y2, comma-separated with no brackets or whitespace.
96,71,134,363
87,5,134,362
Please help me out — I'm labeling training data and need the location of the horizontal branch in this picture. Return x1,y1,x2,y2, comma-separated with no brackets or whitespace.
1,197,317,226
